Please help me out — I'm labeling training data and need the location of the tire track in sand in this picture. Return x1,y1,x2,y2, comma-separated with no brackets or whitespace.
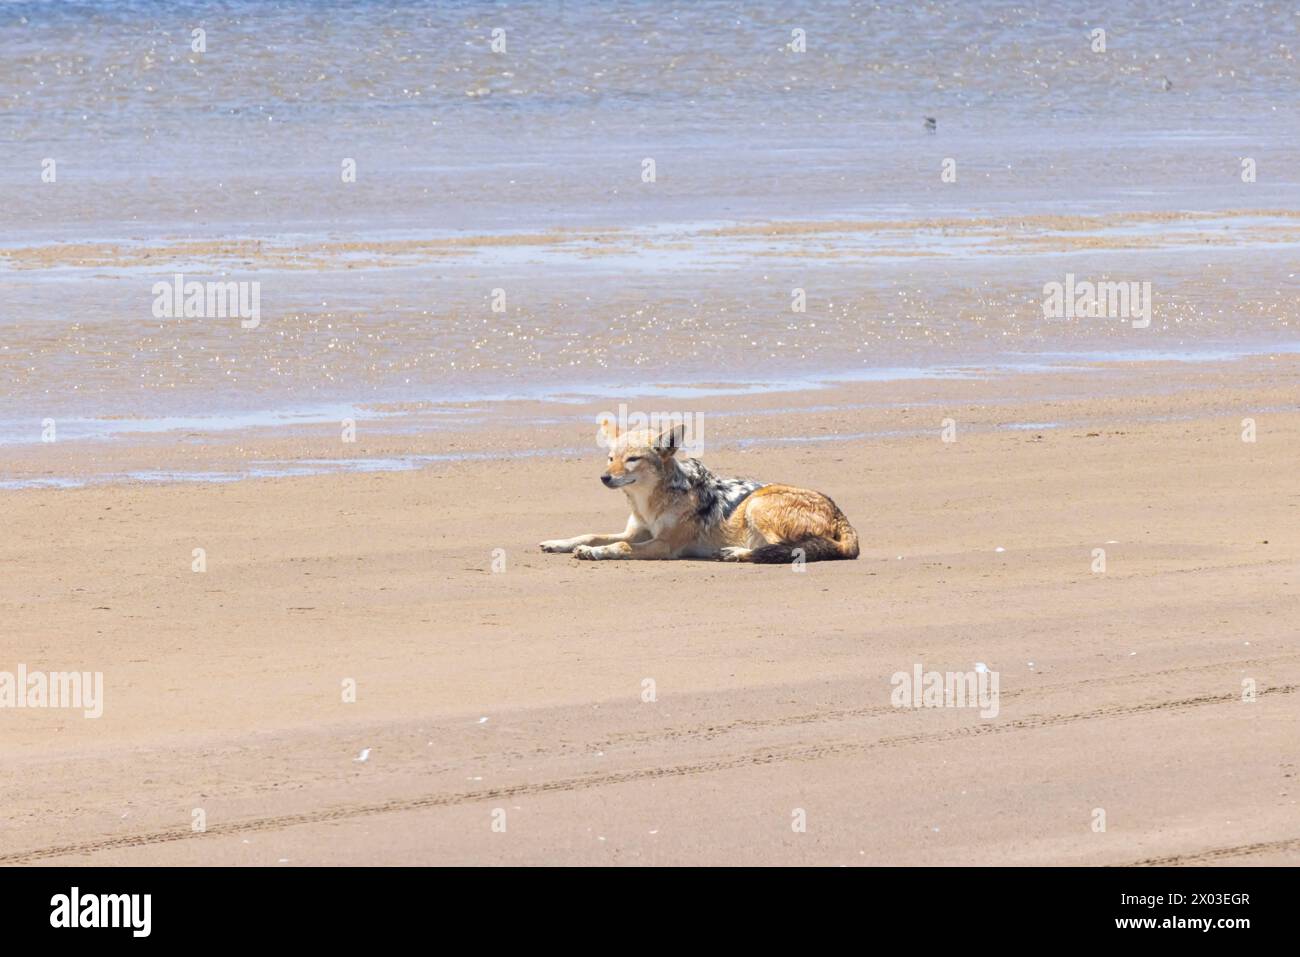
2,684,1293,865
1126,838,1300,866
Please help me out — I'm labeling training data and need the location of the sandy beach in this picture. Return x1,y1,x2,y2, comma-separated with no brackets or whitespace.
3,356,1297,866
3,0,1299,874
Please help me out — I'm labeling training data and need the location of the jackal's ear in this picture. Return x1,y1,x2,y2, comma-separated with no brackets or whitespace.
597,414,620,448
654,423,687,456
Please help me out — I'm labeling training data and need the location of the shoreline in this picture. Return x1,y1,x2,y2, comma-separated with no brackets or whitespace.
7,203,1297,446
7,343,1300,475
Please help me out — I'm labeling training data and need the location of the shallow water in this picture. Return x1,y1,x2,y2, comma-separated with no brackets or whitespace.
2,0,1298,445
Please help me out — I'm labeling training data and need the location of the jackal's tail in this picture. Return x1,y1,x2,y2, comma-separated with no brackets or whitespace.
749,514,860,564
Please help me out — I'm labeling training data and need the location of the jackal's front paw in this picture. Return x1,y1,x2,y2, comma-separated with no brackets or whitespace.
539,540,575,553
574,543,628,561
719,547,754,563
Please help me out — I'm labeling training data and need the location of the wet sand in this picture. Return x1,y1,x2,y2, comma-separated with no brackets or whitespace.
6,205,1300,442
2,357,1297,865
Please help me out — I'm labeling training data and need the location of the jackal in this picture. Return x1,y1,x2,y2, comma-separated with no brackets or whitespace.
539,419,859,563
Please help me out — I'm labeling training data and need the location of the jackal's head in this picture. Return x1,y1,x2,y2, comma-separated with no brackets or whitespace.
597,417,686,490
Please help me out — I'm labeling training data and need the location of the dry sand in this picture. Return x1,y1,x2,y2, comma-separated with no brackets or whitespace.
1,357,1298,866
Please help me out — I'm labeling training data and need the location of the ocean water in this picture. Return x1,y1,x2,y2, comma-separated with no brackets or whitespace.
2,0,1298,443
